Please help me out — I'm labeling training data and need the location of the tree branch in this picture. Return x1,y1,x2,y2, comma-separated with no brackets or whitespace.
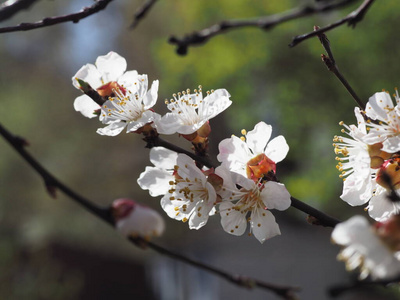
0,0,114,34
0,121,300,300
0,0,39,22
289,0,376,47
168,0,358,55
315,27,365,109
130,0,158,29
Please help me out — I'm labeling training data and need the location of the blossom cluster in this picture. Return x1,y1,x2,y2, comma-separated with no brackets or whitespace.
332,90,400,279
72,52,292,243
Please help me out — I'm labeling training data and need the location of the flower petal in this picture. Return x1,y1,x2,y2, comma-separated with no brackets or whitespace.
264,135,289,163
73,95,100,119
143,80,159,109
250,209,280,243
96,121,126,136
368,191,400,221
149,147,178,169
260,181,291,211
245,122,272,155
72,63,103,89
96,52,127,83
219,201,247,236
137,167,173,197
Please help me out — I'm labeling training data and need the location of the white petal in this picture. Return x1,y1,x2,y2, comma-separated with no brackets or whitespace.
137,167,173,197
143,80,159,109
382,137,400,153
73,95,101,119
118,70,139,89
365,92,394,121
149,147,178,169
72,64,102,89
96,121,126,136
264,135,289,163
260,181,291,211
156,113,182,135
250,209,281,243
340,173,372,206
219,201,247,236
368,191,400,221
331,215,369,245
245,122,272,154
96,52,127,83
217,136,252,176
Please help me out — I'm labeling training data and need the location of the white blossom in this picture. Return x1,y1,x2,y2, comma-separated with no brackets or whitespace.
156,87,231,136
332,216,400,280
160,154,217,230
216,166,291,243
72,52,139,118
217,121,289,180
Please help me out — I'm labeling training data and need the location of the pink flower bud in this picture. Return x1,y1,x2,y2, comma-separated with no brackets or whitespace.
112,198,165,239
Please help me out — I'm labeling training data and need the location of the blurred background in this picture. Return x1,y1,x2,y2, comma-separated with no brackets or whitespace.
1,0,400,299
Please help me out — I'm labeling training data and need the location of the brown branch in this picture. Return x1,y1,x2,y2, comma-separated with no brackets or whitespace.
315,27,365,109
168,0,358,55
0,0,114,34
0,121,300,300
130,0,158,29
133,237,301,300
0,0,39,22
289,0,376,47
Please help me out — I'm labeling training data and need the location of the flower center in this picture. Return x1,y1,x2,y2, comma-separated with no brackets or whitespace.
97,81,126,97
246,153,276,181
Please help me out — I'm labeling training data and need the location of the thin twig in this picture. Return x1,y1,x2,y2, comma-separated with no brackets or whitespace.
133,237,301,300
169,0,358,55
0,0,39,22
289,0,376,47
291,197,341,228
0,122,300,299
329,275,400,297
0,122,112,223
0,0,114,34
130,0,158,29
315,27,365,109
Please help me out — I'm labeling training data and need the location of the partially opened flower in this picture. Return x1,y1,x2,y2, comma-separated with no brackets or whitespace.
72,52,140,118
156,86,231,137
217,121,289,181
332,215,400,280
137,147,178,197
112,198,165,239
160,154,217,230
216,166,291,243
96,78,159,136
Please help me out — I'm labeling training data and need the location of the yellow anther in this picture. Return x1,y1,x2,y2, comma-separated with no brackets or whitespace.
241,129,247,135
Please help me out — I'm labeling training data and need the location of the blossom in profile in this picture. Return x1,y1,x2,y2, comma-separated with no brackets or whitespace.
72,52,140,118
332,215,400,280
137,147,178,197
363,90,400,153
216,166,291,243
156,86,231,137
160,154,217,230
96,77,159,136
112,198,165,239
217,121,289,181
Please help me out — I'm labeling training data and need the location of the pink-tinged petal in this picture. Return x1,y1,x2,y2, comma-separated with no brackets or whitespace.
116,204,165,238
149,147,178,169
143,80,159,109
72,64,102,89
264,135,289,163
260,181,291,211
245,122,272,155
96,121,126,136
96,52,127,83
137,167,173,197
219,201,247,236
73,95,101,119
250,209,280,243
117,70,139,89
156,113,183,135
217,136,252,176
368,191,400,221
366,92,394,121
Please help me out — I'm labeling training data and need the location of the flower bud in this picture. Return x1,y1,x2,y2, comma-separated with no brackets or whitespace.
112,198,165,239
